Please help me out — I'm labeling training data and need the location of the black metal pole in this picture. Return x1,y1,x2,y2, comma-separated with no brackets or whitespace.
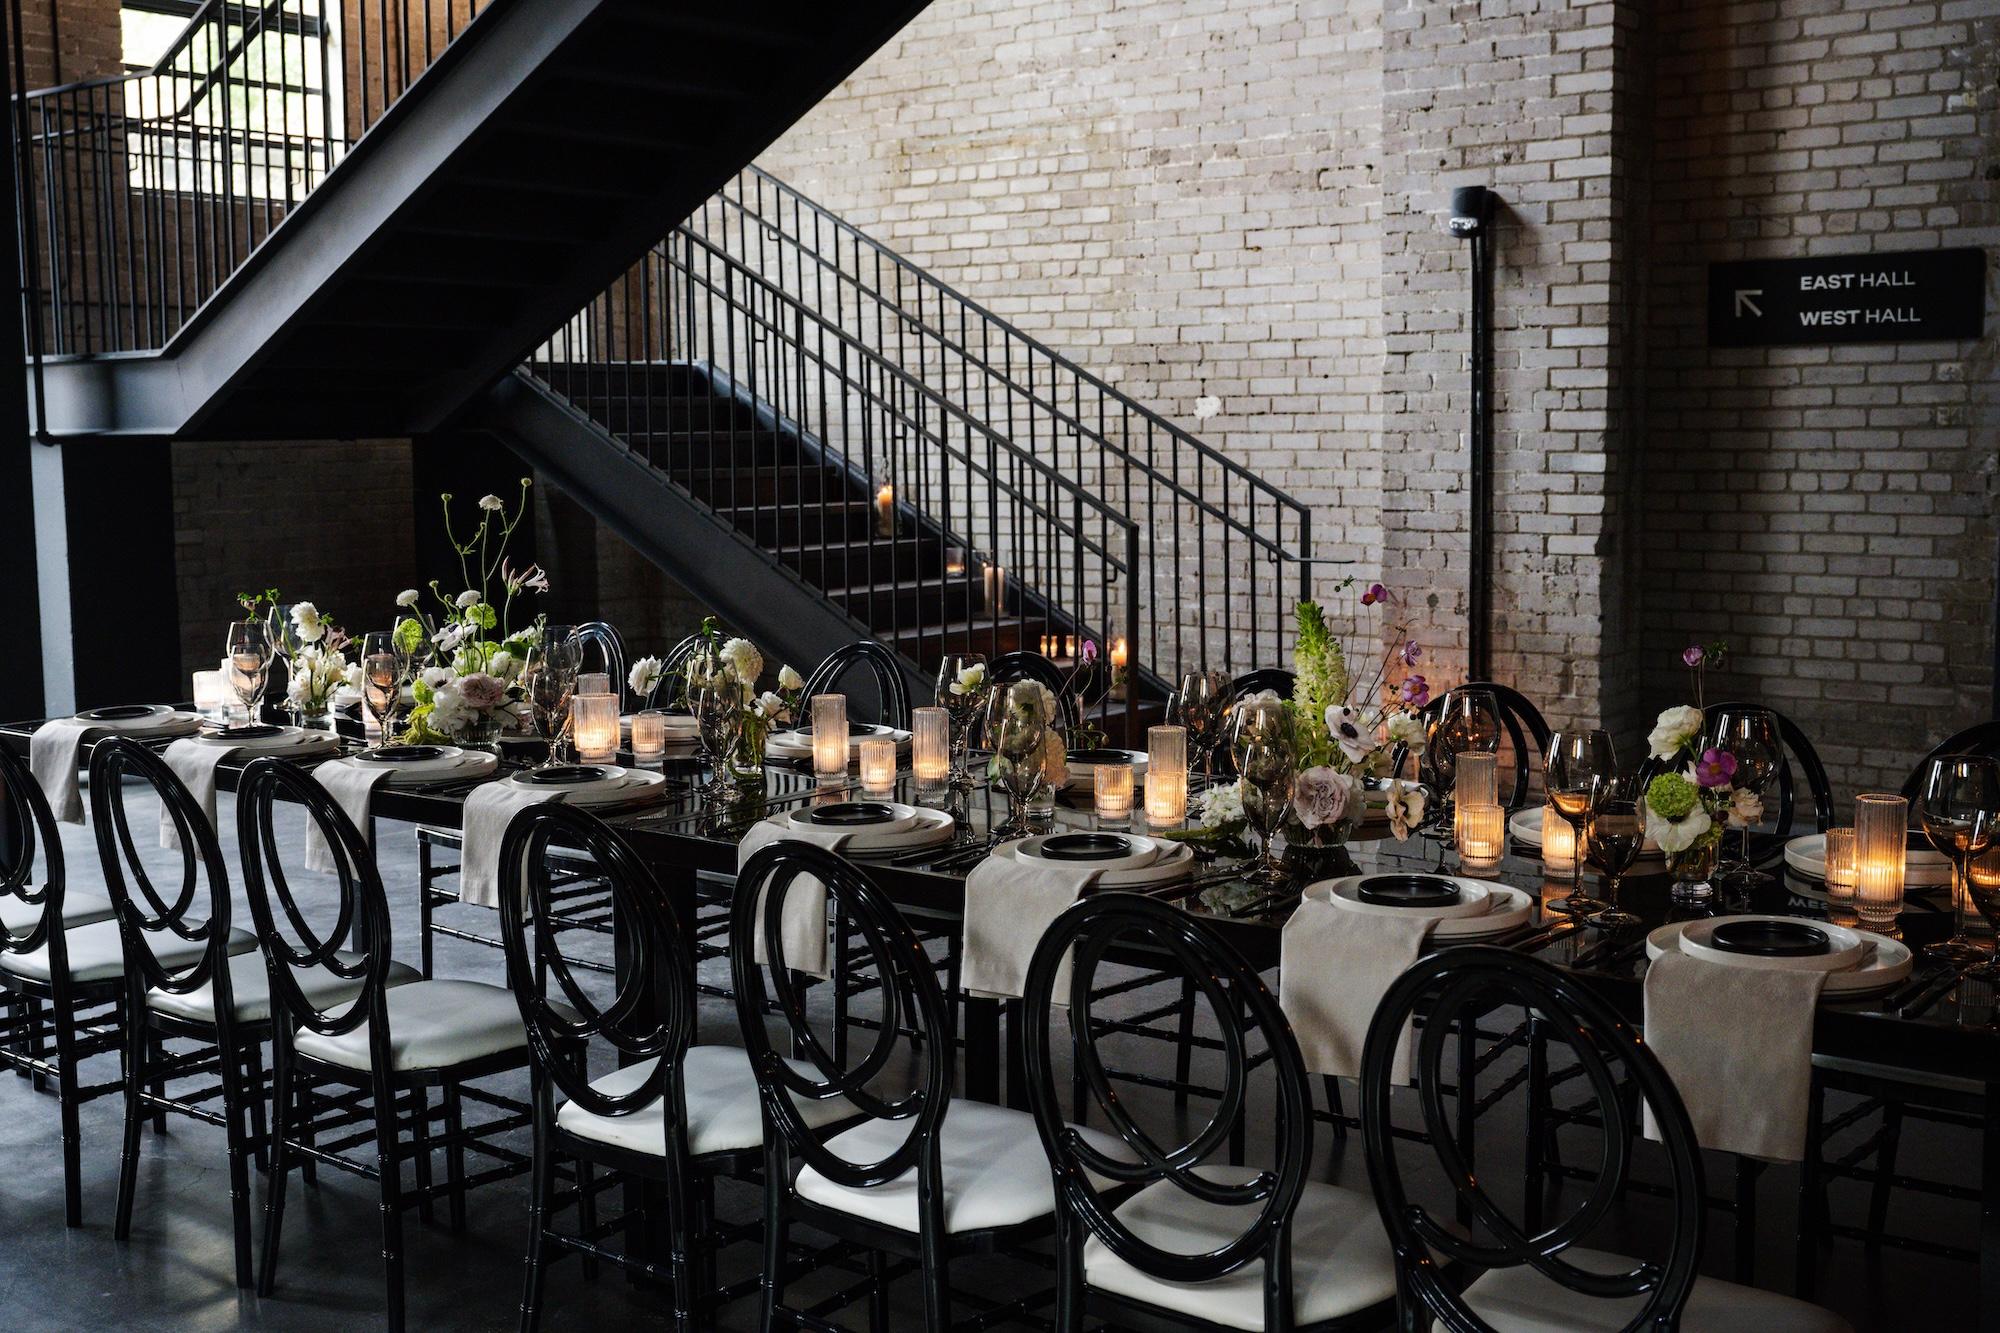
1449,185,1496,683
0,0,45,723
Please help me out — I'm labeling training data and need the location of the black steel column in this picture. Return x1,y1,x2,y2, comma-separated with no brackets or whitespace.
0,0,42,723
1449,186,1497,682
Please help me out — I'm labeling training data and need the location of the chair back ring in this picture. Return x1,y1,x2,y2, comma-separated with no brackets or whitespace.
0,744,66,958
802,639,912,729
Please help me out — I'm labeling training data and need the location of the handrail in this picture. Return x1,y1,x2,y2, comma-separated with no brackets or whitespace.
726,166,1310,553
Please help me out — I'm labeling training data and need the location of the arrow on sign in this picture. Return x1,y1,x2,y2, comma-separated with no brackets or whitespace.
1734,289,1764,318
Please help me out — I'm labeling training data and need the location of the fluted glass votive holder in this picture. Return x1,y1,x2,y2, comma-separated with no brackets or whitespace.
1540,803,1577,873
1456,751,1498,809
1095,762,1134,827
1146,725,1187,827
812,694,849,779
1823,827,1856,906
1854,793,1909,930
571,693,619,764
858,736,897,792
575,672,612,697
631,710,667,764
1457,802,1505,877
911,706,950,785
192,669,228,721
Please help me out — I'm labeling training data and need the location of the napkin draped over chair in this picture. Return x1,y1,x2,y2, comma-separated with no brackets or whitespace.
1278,894,1438,1082
736,817,871,978
959,854,1107,1002
160,734,339,851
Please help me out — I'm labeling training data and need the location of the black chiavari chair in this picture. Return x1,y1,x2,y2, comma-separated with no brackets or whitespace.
1901,719,2000,800
568,621,628,700
803,638,912,728
1364,947,1850,1331
1024,893,1397,1331
988,649,1082,731
1394,681,1550,812
238,756,538,1331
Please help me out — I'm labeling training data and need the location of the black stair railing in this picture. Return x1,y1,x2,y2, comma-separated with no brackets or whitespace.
8,0,493,363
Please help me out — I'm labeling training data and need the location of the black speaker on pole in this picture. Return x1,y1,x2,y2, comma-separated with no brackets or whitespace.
1446,186,1496,681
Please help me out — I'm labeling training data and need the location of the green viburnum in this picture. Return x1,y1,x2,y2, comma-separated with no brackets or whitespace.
1647,771,1699,821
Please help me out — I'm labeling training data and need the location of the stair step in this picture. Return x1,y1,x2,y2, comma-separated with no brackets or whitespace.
827,576,985,627
778,538,949,586
714,501,879,547
684,468,867,508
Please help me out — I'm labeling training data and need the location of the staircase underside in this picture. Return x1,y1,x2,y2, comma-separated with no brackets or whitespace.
29,0,930,441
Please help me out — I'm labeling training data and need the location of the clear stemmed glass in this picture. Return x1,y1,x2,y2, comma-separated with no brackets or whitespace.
985,683,1050,839
1544,728,1616,916
1921,754,2000,970
1711,706,1780,886
935,653,989,788
693,676,748,789
1231,696,1296,886
358,631,409,743
225,622,273,725
522,637,580,768
1169,669,1229,777
1584,772,1645,929
265,603,301,711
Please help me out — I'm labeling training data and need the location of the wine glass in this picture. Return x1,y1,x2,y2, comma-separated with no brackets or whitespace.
1169,669,1229,777
1230,697,1296,886
986,682,1050,838
1711,706,1780,886
225,622,273,725
357,631,409,743
1584,773,1645,929
522,637,580,767
265,603,302,710
1920,754,2000,969
934,653,989,787
1544,729,1616,916
1424,687,1501,833
693,675,748,789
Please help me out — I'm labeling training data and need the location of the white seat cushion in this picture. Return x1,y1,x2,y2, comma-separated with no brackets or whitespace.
556,1045,857,1158
0,919,256,986
796,1098,1126,1234
1081,1168,1399,1331
148,950,421,1025
292,978,532,1072
0,888,115,933
1462,1247,1853,1332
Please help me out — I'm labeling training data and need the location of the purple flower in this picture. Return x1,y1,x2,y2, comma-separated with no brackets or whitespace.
1694,747,1736,789
1398,673,1430,708
1682,643,1705,668
1360,582,1387,607
1401,639,1422,666
1080,640,1099,664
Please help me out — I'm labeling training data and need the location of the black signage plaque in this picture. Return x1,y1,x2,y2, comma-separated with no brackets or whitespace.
1707,248,1985,348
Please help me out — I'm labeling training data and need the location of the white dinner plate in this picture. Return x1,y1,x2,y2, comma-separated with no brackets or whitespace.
1433,884,1535,939
1678,914,1868,974
1316,875,1495,922
1784,832,1951,889
1508,806,1662,859
1015,831,1163,874
785,800,924,837
74,705,200,734
1061,749,1149,792
193,725,339,754
568,769,669,808
349,744,469,780
819,805,957,853
990,836,1195,887
1646,918,1912,995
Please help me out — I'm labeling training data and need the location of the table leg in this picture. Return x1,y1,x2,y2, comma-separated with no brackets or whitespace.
1984,1080,2000,1332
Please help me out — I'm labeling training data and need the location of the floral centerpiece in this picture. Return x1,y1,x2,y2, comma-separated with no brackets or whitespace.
683,617,805,782
1171,582,1429,864
1643,640,1754,893
393,482,548,747
283,602,350,726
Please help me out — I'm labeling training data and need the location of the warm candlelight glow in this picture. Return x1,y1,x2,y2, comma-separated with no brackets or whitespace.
812,694,849,779
1458,802,1504,876
1110,637,1128,671
1854,793,1908,929
983,563,1006,612
1540,804,1578,872
1972,844,2000,895
1824,827,1856,905
875,483,896,536
571,693,619,763
911,707,950,784
1095,762,1134,825
859,736,897,791
1146,724,1187,826
631,710,668,762
575,672,612,697
192,670,229,719
1456,751,1498,809
1064,636,1076,659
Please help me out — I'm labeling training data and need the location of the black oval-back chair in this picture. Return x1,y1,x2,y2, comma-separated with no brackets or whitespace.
1901,719,2000,802
1395,682,1551,812
803,638,912,728
988,649,1082,732
569,621,628,702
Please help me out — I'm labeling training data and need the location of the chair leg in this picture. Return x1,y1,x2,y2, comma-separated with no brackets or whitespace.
258,1047,295,1297
920,1245,950,1332
29,995,48,1092
244,1040,270,1173
219,1039,256,1289
409,1087,434,1225
376,1085,409,1333
420,840,436,980
146,1031,168,1133
519,1115,552,1333
1734,1158,1762,1284
759,1146,790,1329
442,1083,467,1235
1869,1099,1905,1246
1322,1074,1348,1144
1798,1076,1827,1299
575,1158,600,1281
867,1249,891,1333
1173,974,1197,1108
53,996,84,1228
114,1008,147,1241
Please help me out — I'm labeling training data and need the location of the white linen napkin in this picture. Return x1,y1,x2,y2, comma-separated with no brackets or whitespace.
960,851,1106,1002
1642,950,1827,1162
29,718,98,824
736,817,861,978
303,758,399,874
160,734,341,850
1278,894,1438,1082
458,783,568,909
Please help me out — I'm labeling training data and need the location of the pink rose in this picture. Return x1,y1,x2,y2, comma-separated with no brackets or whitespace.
1293,766,1351,831
457,672,507,711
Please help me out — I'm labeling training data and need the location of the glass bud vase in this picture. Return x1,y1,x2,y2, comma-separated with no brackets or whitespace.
1667,834,1719,904
731,716,769,787
293,699,334,731
457,716,503,755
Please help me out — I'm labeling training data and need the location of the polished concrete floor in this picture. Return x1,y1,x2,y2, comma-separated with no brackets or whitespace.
0,791,1979,1331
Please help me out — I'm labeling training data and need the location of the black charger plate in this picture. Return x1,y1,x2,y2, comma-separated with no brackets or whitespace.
1708,920,1830,957
1036,833,1136,862
78,704,162,722
1356,874,1463,908
797,723,899,739
358,744,448,763
208,723,283,741
1067,748,1139,767
516,765,618,786
798,802,900,826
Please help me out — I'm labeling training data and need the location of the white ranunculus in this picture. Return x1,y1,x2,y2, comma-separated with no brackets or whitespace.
290,601,325,644
454,590,482,610
1648,803,1711,857
489,650,518,681
628,655,664,698
1385,711,1426,755
344,662,363,691
395,588,420,608
720,637,762,686
755,690,788,722
777,664,804,693
1647,704,1705,761
951,663,987,696
428,683,470,734
477,494,505,512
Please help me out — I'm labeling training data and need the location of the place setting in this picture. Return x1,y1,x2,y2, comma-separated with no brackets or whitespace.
1308,870,1536,942
1645,915,1913,999
28,703,207,823
158,721,345,848
765,720,912,763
